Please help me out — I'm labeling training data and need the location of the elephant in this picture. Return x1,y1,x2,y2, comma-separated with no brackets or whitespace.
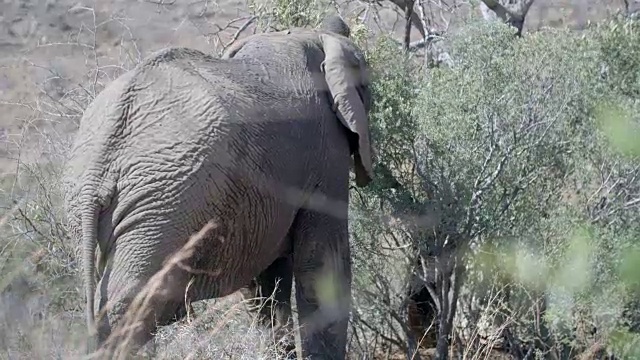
62,15,373,360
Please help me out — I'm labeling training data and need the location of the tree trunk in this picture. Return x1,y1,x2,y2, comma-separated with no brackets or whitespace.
434,256,465,360
388,0,427,38
403,0,415,50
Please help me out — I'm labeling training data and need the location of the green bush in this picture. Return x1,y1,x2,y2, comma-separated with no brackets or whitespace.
597,14,640,98
348,15,640,358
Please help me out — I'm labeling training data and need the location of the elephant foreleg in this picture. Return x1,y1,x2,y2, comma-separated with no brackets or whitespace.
290,208,351,360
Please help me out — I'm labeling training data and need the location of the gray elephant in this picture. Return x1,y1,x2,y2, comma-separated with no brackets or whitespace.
62,14,373,360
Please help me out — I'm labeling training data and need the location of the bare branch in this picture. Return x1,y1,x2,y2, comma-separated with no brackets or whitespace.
223,16,258,50
480,0,536,35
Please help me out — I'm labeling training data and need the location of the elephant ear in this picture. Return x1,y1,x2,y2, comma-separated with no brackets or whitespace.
319,33,373,187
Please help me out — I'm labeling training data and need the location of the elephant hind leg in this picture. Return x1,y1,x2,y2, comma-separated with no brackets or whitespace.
93,265,191,359
290,208,351,360
241,254,296,358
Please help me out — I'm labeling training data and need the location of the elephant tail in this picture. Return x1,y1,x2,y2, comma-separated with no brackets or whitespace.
81,202,100,337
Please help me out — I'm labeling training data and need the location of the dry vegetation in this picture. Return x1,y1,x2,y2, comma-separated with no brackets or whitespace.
1,0,640,359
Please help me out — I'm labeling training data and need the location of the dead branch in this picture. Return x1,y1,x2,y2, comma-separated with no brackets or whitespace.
223,16,257,50
480,0,536,36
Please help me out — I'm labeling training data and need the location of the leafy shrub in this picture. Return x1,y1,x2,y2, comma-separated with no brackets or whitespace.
248,0,332,32
348,15,640,358
597,14,640,98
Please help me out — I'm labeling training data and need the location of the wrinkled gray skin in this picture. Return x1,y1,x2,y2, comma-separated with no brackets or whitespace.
230,15,359,356
63,15,373,359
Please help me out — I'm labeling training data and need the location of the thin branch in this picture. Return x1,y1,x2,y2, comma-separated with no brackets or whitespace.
223,16,258,50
